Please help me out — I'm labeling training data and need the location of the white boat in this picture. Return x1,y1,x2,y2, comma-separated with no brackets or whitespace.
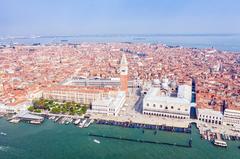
54,117,61,122
65,118,73,125
84,119,94,128
78,119,87,128
213,139,227,147
74,119,81,125
61,117,67,124
93,139,100,144
49,116,55,120
30,120,42,125
65,118,70,125
9,118,20,123
0,132,7,136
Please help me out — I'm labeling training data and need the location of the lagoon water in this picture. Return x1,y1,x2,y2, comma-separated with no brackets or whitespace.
0,119,239,159
1,34,240,52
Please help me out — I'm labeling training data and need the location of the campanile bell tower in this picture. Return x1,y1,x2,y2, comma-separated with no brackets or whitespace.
120,53,128,93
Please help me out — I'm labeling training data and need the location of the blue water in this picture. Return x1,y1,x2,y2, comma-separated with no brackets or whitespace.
0,119,239,159
1,34,240,52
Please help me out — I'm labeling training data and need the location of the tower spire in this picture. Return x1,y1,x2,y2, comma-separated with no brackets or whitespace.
120,53,128,66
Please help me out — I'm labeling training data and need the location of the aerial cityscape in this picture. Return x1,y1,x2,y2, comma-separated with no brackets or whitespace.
0,0,240,159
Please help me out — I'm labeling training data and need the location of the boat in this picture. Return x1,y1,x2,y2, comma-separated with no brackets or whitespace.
30,120,42,125
65,118,73,125
84,119,94,128
189,138,192,147
78,119,87,128
74,119,81,125
65,118,70,125
213,139,227,147
49,116,56,120
60,117,67,124
238,146,240,149
54,116,61,122
154,130,157,135
93,139,100,144
9,118,20,123
0,132,7,136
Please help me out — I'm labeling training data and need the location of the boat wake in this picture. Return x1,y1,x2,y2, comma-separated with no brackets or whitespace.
0,146,9,152
0,132,7,136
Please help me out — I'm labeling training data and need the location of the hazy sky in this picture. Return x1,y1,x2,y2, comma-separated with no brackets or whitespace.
0,0,240,36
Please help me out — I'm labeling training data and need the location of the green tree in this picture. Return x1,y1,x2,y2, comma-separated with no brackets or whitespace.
51,107,61,114
28,106,34,112
81,106,87,114
61,107,67,114
34,109,41,113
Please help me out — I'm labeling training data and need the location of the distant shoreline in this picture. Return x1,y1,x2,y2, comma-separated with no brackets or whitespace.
1,34,240,53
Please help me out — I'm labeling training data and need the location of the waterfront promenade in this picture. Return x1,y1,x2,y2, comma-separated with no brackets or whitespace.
29,110,240,138
91,113,190,128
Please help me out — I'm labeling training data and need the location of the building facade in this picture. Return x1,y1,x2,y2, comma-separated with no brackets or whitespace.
196,108,223,125
223,109,240,126
43,86,126,116
143,85,192,119
43,86,115,105
63,77,121,88
91,91,126,116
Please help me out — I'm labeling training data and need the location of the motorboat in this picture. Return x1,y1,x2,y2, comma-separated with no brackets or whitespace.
0,132,7,136
74,119,81,125
93,139,100,144
213,139,227,147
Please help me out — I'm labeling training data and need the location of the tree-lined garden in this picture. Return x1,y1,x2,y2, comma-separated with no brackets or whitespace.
28,98,88,116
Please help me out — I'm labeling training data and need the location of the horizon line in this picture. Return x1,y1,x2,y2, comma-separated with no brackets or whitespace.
1,33,240,39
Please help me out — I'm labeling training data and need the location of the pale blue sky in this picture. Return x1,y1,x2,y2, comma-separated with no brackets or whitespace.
0,0,240,36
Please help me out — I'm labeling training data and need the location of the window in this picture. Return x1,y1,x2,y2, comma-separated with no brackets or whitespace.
146,103,149,106
171,106,174,109
178,108,180,111
165,106,168,109
153,104,156,107
160,105,162,108
185,109,188,111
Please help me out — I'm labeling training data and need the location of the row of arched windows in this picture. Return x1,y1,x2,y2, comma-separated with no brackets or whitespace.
146,103,188,112
198,118,221,125
199,114,221,120
143,111,187,119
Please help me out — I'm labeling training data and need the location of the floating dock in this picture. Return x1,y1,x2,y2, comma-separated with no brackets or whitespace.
88,133,192,148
